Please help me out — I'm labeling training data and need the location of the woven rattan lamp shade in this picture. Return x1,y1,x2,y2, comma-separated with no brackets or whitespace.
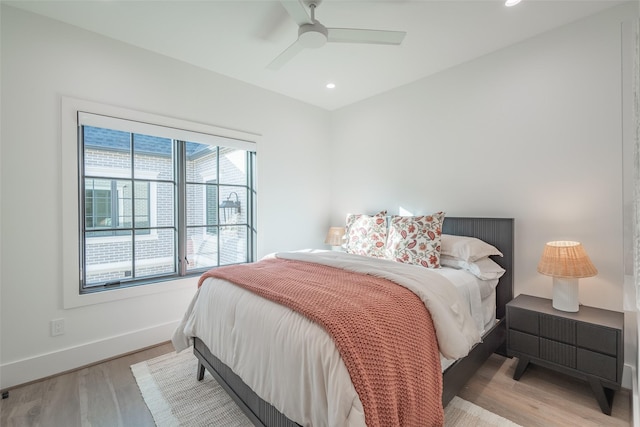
537,241,597,279
324,227,345,246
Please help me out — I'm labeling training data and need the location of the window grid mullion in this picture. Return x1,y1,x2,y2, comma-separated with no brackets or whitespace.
130,133,136,280
176,140,187,276
217,146,221,267
246,154,251,262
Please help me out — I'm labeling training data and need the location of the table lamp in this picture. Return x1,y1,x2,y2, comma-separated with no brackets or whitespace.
537,241,597,312
324,227,345,250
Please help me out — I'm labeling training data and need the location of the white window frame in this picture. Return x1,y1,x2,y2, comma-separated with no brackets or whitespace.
61,97,259,308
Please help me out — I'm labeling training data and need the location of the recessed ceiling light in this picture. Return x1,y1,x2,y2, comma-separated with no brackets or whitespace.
505,0,521,6
326,83,336,89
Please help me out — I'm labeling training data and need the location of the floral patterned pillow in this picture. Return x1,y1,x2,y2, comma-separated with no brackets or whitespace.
344,210,388,258
385,212,446,268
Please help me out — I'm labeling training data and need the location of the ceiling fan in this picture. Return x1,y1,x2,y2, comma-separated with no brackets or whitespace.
267,0,407,70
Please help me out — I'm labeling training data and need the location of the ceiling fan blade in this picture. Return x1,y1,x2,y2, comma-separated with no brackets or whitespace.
279,0,312,26
327,28,406,45
252,3,292,41
266,40,305,70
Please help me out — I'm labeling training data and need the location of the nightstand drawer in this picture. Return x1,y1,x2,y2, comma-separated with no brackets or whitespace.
577,348,617,382
540,338,576,368
540,314,575,345
577,324,617,356
508,307,538,335
509,330,539,357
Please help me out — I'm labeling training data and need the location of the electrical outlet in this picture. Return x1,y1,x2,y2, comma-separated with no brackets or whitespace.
51,319,65,337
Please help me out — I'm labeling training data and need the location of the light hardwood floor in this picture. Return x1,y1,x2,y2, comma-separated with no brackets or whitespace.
0,343,631,426
459,354,630,427
0,343,173,427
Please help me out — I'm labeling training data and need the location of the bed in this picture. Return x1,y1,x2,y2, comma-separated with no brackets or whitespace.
173,216,514,426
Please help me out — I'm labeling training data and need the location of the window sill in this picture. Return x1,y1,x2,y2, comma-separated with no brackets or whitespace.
63,275,198,309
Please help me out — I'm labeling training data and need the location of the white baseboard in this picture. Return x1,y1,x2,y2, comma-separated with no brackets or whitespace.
0,321,180,390
625,364,634,390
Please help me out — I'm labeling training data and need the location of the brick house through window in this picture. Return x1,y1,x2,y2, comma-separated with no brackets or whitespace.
78,113,256,292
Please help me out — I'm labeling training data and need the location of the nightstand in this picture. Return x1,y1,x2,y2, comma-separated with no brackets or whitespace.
506,294,623,415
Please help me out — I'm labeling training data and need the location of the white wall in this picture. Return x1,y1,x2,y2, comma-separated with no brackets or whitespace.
0,5,331,389
331,2,637,313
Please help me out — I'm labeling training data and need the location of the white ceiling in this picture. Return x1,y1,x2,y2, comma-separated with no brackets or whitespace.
5,0,625,110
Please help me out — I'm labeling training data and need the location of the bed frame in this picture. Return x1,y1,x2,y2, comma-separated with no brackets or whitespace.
193,217,514,426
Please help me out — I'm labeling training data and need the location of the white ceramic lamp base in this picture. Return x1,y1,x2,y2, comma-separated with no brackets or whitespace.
552,277,579,312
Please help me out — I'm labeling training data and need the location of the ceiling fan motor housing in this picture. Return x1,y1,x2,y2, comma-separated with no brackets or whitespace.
298,22,328,48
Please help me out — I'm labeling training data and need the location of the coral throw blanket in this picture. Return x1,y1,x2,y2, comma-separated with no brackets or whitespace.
198,257,444,427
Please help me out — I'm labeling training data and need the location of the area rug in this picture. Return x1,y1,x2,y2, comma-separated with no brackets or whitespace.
132,350,521,427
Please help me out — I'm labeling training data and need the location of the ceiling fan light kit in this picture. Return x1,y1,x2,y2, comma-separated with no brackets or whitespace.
298,22,328,48
267,0,406,70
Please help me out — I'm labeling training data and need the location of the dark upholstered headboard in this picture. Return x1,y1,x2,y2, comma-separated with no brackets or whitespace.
442,217,514,320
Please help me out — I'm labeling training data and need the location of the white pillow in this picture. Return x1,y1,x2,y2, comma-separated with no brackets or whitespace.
440,255,506,281
440,234,503,262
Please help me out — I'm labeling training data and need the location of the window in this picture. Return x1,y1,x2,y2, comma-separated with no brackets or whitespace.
77,112,257,293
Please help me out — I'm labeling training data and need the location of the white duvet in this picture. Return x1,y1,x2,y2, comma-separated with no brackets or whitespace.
172,250,482,427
